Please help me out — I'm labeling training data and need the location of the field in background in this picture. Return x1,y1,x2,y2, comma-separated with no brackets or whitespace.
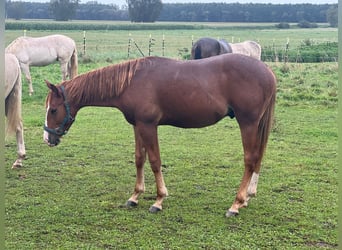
5,21,337,63
5,22,338,249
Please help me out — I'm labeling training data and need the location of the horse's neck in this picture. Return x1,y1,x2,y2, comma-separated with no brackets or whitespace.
66,61,138,110
66,78,119,110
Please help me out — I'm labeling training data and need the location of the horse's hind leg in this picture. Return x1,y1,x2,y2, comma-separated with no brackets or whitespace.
60,62,68,80
227,123,263,217
12,120,26,169
20,63,33,96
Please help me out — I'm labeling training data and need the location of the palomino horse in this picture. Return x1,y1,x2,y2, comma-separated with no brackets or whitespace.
5,53,26,168
191,37,261,60
230,40,262,60
6,34,78,95
43,54,276,217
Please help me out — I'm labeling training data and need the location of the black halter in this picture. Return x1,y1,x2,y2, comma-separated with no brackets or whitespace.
44,86,74,136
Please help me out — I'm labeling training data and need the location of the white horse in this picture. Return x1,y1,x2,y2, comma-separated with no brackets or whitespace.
5,53,26,169
230,40,262,60
6,34,78,95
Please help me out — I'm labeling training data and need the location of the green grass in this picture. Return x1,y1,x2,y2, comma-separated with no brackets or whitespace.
4,23,338,249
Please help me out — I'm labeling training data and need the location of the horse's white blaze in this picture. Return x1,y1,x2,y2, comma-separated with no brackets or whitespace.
43,104,50,143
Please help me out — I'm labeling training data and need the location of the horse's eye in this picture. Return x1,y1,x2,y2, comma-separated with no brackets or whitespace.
50,109,57,115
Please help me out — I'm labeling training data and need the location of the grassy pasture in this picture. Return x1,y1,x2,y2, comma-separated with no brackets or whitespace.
5,22,338,249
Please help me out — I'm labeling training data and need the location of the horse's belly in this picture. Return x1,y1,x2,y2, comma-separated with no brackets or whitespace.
161,106,228,128
158,90,229,128
28,48,58,66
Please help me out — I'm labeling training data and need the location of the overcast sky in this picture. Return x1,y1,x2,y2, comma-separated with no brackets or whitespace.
113,0,338,4
20,0,338,5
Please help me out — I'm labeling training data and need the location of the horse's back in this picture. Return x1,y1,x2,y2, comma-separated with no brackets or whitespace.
136,55,274,93
6,34,76,54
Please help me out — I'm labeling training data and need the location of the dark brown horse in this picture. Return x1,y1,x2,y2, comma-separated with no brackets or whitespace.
43,54,276,217
190,37,232,59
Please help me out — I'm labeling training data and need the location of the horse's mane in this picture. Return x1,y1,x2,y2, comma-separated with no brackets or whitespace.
64,57,151,104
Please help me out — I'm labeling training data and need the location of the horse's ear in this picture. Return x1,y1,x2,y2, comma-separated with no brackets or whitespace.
45,80,60,97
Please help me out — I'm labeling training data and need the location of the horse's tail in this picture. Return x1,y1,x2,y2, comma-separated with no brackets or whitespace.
253,42,262,60
69,47,78,78
6,73,22,136
248,41,262,60
257,81,276,158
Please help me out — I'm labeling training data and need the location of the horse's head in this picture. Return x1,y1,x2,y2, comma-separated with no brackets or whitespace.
44,80,75,147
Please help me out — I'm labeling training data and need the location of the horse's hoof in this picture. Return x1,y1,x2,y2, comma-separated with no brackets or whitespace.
12,162,23,169
126,200,138,208
149,206,162,213
225,210,239,217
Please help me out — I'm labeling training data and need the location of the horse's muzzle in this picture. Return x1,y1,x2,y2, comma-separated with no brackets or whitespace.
44,131,61,147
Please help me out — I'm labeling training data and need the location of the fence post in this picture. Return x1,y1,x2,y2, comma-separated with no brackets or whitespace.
149,34,155,56
162,34,165,56
284,37,289,63
127,33,131,58
273,39,278,62
83,31,86,55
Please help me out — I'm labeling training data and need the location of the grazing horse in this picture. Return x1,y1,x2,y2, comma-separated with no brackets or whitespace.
43,54,276,217
191,37,261,60
6,34,78,95
190,37,232,59
5,53,26,168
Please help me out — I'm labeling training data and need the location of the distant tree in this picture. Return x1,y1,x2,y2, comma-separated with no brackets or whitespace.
275,22,290,29
126,0,162,22
298,20,318,28
50,0,79,21
6,1,26,20
326,5,337,27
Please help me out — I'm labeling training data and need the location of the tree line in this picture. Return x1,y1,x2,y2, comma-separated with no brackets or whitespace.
5,0,338,27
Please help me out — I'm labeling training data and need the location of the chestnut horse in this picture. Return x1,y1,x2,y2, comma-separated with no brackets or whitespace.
43,54,276,217
5,53,26,168
6,34,78,95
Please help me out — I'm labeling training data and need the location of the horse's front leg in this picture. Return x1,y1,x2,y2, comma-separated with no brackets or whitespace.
127,126,147,207
134,123,168,212
12,121,26,169
226,123,263,217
